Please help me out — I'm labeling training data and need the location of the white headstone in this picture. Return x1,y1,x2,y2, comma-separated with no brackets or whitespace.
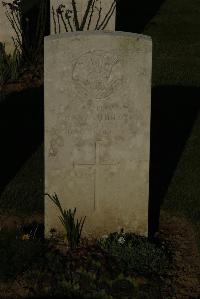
45,31,152,239
0,1,16,53
50,0,116,33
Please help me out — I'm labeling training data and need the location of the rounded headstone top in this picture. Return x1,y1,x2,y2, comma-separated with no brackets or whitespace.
45,31,152,43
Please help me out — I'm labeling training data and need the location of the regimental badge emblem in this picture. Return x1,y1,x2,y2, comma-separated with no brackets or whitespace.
72,50,123,100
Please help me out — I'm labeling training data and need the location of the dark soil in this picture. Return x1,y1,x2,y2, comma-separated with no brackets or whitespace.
160,211,200,298
0,210,199,298
0,214,43,230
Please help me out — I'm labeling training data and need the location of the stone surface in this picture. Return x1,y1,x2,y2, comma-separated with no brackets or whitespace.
0,1,16,53
50,0,116,33
44,31,152,239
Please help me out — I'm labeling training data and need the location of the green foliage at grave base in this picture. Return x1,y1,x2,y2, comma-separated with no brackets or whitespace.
0,227,170,298
98,230,171,278
46,193,86,250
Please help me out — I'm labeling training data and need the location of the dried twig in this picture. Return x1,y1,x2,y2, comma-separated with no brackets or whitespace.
60,8,69,32
71,0,80,30
95,0,102,30
3,0,47,67
52,6,57,34
56,9,61,33
65,9,73,31
97,0,116,30
5,10,22,51
101,2,116,29
80,0,93,30
87,0,96,30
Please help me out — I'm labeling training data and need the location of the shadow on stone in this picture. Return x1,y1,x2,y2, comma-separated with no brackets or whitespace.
0,87,44,195
1,85,200,238
149,86,200,237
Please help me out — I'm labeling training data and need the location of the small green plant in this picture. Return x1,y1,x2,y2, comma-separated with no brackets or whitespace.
98,229,171,278
0,42,21,86
46,193,86,250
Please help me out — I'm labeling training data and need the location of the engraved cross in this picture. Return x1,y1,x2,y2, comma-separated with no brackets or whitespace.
73,140,118,210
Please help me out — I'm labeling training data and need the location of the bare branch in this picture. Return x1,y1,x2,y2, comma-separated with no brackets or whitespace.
5,10,21,49
15,9,20,24
97,0,116,30
12,36,19,51
56,10,61,33
11,10,21,34
52,6,57,34
80,0,93,30
60,10,69,32
71,0,80,30
65,9,73,32
95,0,102,30
87,0,96,30
101,1,116,30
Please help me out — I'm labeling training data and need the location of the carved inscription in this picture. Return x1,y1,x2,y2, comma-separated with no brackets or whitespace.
48,128,64,157
95,103,131,139
56,101,133,140
59,106,89,136
96,103,130,122
72,51,123,99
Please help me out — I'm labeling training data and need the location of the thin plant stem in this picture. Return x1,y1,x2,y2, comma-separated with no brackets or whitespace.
97,0,116,30
95,0,102,30
65,11,73,32
87,0,96,30
5,11,22,51
101,2,116,30
60,10,69,32
57,10,61,33
71,0,80,30
11,10,21,34
52,6,57,34
80,0,93,30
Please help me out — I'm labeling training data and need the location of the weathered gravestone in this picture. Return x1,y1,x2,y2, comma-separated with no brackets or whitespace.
45,31,152,238
50,0,116,33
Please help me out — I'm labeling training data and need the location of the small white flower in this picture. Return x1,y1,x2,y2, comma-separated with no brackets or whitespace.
118,236,125,244
21,234,30,240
